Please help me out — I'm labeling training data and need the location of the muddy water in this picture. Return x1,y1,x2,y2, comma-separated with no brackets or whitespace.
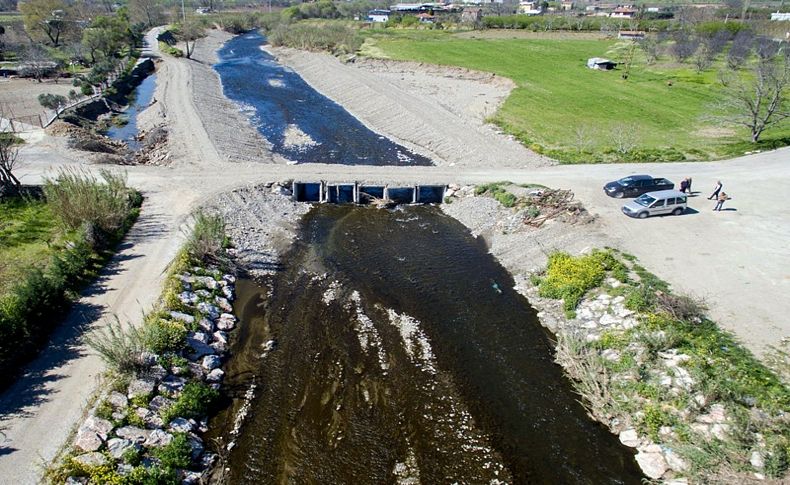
213,205,642,484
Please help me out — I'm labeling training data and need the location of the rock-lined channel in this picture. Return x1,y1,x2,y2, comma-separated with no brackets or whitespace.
213,31,432,166
210,204,643,484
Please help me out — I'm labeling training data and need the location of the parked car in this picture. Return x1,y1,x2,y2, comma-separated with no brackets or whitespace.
603,174,674,198
621,190,688,219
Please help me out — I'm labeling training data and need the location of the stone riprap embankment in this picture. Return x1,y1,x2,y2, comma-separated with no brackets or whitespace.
63,267,238,484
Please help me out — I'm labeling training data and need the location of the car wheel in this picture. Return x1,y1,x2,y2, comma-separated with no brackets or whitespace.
672,207,683,216
638,211,649,219
614,191,624,199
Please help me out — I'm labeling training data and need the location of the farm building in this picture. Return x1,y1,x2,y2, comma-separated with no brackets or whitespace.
368,9,391,21
610,6,637,18
587,58,617,70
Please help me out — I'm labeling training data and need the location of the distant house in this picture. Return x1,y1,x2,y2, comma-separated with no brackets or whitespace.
368,9,391,22
771,12,790,21
618,30,645,40
518,1,542,15
561,0,574,11
416,12,435,22
461,7,483,22
587,57,617,70
611,6,637,18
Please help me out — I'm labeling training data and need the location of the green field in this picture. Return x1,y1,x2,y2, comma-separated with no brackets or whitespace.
0,197,60,295
360,31,790,162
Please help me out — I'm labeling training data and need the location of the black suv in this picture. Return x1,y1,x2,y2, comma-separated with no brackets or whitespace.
603,175,674,198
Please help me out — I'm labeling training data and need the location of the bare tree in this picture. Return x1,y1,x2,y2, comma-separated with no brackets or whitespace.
18,44,56,82
0,117,21,196
716,56,790,143
727,29,754,70
180,20,205,60
755,37,780,60
573,125,596,153
670,31,699,63
610,123,640,155
639,35,660,65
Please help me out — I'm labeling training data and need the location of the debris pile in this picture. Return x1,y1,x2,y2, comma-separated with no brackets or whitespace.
521,188,592,227
132,126,170,165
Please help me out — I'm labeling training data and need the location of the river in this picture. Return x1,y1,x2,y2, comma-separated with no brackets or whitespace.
210,205,642,484
213,31,433,166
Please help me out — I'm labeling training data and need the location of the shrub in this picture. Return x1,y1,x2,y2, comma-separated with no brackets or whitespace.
85,317,148,377
153,433,192,469
43,168,136,242
186,211,226,264
143,318,187,354
268,21,362,54
162,381,219,422
538,250,616,312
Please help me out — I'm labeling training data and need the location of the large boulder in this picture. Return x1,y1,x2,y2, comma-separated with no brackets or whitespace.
635,451,669,479
127,378,156,399
135,407,164,429
107,438,138,460
72,452,108,468
115,426,151,444
158,375,187,397
197,302,220,320
168,417,193,434
149,395,174,414
107,391,128,410
74,416,114,452
206,368,225,383
144,429,173,448
202,354,221,371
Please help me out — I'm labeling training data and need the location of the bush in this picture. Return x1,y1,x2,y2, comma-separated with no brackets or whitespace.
44,168,136,242
85,317,148,377
143,318,187,354
153,433,192,469
538,250,617,312
268,21,362,54
162,381,219,422
186,211,226,264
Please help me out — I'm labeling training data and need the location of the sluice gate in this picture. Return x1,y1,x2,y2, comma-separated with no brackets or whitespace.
293,182,446,205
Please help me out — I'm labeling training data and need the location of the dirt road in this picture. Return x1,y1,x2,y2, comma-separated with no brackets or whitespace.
1,30,788,484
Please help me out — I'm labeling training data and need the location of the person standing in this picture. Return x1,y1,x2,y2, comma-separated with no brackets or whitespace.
708,180,722,200
687,177,693,194
679,178,689,193
713,192,730,211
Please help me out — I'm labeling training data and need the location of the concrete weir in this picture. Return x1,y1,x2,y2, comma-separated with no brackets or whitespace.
292,182,446,205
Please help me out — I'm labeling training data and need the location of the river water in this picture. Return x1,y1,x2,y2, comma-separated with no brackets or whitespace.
105,71,157,150
211,205,642,484
213,31,432,166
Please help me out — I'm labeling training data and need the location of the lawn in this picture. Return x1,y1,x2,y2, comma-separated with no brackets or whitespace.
0,196,60,295
359,31,790,162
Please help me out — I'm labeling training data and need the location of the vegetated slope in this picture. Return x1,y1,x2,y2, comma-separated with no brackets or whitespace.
366,34,787,162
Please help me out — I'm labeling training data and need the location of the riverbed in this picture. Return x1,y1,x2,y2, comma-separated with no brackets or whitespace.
211,204,643,484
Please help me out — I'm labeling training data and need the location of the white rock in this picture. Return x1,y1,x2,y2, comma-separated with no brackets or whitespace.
168,418,193,434
127,378,156,399
107,438,137,460
664,448,689,472
115,426,151,444
618,428,639,447
599,313,620,326
602,349,621,362
202,354,221,370
177,292,199,306
198,318,214,333
197,302,220,319
135,407,164,429
158,376,187,397
144,429,173,448
213,331,229,344
72,452,108,468
206,368,225,382
215,297,233,312
711,423,730,440
750,451,765,470
635,451,669,479
149,395,174,413
169,311,195,324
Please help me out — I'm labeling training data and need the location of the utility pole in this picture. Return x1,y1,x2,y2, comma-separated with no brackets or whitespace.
182,0,186,22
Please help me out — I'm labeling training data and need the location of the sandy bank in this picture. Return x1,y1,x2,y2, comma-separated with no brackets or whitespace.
267,46,552,169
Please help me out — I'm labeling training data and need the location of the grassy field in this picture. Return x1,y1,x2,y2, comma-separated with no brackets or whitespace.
359,30,790,163
0,197,60,295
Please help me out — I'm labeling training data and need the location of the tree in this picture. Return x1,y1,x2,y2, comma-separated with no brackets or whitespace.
19,0,76,47
179,20,204,60
727,29,754,70
638,35,660,65
81,15,129,63
716,55,790,143
129,0,165,28
19,44,55,82
38,93,68,118
670,31,699,63
0,129,21,196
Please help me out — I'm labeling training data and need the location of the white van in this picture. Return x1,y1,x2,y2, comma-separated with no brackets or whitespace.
621,189,688,219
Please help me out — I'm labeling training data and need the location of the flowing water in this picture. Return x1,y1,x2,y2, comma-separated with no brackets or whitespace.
213,31,432,166
211,205,643,484
106,72,157,150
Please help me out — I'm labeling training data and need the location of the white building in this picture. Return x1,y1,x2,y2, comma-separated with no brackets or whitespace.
771,12,790,21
